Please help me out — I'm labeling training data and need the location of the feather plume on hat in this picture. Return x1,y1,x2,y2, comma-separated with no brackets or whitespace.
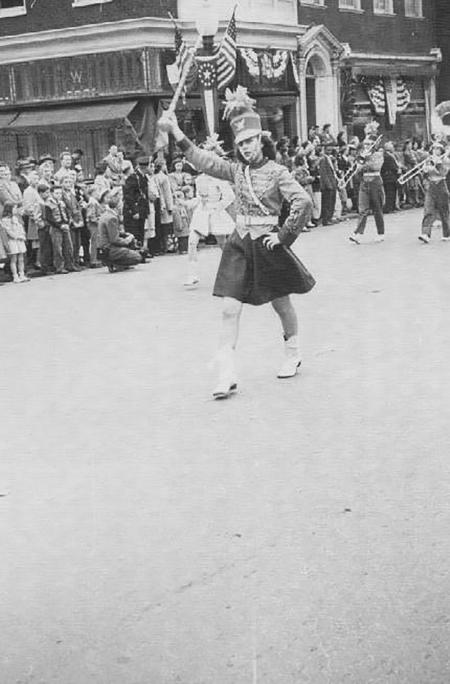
223,86,256,120
364,120,380,138
222,86,262,144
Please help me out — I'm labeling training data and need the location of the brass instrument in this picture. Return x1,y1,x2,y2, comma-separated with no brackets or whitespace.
338,134,383,189
398,156,431,185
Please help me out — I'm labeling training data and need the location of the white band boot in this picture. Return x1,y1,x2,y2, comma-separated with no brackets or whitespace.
183,270,199,286
277,335,301,379
212,347,238,400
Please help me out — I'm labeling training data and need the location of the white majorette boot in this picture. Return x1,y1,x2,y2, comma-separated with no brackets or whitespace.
277,335,301,379
183,271,199,287
212,347,238,400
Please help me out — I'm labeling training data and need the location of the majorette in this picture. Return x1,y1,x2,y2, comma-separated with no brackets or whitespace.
159,86,315,399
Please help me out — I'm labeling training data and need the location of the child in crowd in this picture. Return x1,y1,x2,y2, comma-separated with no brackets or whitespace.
172,189,191,254
85,183,103,267
35,183,54,274
44,183,77,274
62,173,84,267
1,202,29,283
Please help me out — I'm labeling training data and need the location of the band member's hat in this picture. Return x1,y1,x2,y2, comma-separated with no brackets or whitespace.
137,156,150,166
363,120,380,142
223,86,262,145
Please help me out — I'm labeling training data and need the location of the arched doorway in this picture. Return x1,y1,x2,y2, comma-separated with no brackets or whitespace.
305,50,336,134
306,61,317,129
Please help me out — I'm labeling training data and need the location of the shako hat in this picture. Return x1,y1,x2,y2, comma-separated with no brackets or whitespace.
223,86,262,145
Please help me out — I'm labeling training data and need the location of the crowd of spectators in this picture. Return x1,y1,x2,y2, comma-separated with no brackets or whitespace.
0,125,431,284
278,123,428,231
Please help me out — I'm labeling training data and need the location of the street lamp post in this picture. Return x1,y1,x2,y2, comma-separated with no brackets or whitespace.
195,1,220,137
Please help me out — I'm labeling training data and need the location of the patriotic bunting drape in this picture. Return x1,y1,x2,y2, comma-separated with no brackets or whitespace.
240,48,292,82
363,76,411,125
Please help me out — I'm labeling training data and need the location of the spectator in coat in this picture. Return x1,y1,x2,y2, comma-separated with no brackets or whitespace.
319,144,338,225
154,159,174,253
122,156,150,246
23,170,44,269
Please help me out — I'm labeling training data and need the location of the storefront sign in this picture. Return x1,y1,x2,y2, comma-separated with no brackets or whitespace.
0,48,167,107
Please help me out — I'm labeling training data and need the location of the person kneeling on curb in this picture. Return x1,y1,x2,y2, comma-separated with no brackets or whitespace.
98,189,142,272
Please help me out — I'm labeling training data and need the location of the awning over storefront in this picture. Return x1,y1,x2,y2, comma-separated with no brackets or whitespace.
7,100,138,131
0,112,18,129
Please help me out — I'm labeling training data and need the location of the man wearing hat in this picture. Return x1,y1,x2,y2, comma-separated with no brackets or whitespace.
418,140,450,243
123,156,150,247
159,86,314,399
38,154,55,186
15,158,33,194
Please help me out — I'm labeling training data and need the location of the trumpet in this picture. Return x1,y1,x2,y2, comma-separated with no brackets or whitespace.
338,134,383,189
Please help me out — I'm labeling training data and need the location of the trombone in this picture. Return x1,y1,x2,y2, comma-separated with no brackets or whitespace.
398,147,450,185
398,157,430,185
338,134,383,189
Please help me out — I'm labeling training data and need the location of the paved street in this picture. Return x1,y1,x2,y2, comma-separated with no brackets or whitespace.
2,208,450,684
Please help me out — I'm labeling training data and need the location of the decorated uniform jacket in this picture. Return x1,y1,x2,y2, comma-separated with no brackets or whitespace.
362,149,384,174
425,156,450,184
178,138,312,247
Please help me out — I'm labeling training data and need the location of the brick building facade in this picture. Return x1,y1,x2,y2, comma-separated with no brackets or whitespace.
295,0,439,141
434,0,450,115
0,0,179,175
0,0,441,174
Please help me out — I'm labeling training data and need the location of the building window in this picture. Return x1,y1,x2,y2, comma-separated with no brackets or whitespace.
72,0,112,7
300,0,326,6
404,0,423,17
373,0,395,14
338,0,362,11
0,0,26,17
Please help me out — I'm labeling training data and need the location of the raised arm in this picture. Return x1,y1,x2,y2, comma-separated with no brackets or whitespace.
158,112,236,184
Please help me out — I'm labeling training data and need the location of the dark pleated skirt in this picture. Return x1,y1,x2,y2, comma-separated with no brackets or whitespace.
213,230,316,306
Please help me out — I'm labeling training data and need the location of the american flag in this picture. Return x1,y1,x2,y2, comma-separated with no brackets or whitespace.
216,9,237,91
173,23,197,97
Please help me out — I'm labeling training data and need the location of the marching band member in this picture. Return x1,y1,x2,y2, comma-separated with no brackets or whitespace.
159,86,314,400
418,140,450,243
348,122,385,244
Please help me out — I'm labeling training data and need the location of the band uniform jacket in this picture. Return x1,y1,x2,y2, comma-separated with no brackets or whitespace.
177,138,312,248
